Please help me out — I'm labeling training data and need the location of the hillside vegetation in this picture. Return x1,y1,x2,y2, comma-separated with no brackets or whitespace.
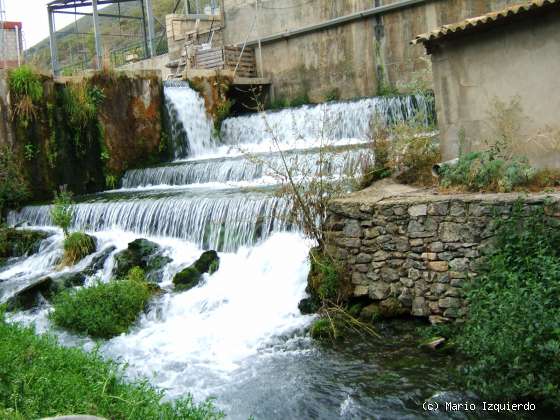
26,0,178,73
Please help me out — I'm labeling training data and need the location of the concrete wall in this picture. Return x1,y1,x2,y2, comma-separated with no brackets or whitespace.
119,53,173,80
430,12,560,168
325,190,560,323
213,0,521,101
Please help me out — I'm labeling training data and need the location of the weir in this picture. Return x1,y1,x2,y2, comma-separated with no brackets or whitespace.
3,84,442,418
9,82,433,251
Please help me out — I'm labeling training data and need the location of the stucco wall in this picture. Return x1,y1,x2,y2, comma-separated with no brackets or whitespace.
213,0,521,101
430,12,560,168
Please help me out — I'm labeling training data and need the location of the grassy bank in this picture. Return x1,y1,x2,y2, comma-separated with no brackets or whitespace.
0,311,223,420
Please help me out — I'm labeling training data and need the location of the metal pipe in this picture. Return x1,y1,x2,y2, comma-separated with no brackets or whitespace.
92,0,103,69
53,10,143,20
48,7,60,75
241,0,427,47
139,0,149,59
15,25,21,67
145,0,156,57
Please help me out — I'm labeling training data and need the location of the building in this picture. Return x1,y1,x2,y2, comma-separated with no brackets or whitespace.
0,21,23,69
165,0,527,102
413,0,560,168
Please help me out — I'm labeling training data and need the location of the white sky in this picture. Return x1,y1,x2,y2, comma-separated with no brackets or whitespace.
4,0,104,49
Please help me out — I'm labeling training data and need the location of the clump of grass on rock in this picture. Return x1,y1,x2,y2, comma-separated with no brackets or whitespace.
0,307,223,419
60,231,96,266
50,267,153,339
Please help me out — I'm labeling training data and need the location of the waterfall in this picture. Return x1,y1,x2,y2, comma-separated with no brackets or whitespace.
164,81,217,158
8,191,292,253
3,86,442,418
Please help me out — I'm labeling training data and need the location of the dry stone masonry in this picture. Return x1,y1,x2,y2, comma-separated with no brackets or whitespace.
325,192,560,324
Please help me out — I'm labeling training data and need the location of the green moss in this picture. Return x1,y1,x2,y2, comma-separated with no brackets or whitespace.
0,309,223,419
310,318,341,340
0,228,49,258
173,266,202,292
61,232,96,267
0,146,30,215
50,267,153,339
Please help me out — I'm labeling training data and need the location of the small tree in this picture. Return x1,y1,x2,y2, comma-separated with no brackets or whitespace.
50,187,75,237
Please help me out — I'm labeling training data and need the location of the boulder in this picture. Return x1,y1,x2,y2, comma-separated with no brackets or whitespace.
298,297,321,315
173,250,220,291
83,246,116,275
113,239,172,282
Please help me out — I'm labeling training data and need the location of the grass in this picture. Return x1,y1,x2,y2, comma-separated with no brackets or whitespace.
0,308,223,419
50,268,153,339
60,231,96,267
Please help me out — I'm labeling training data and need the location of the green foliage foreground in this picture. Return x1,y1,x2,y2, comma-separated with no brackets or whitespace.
50,268,153,339
456,203,560,408
0,309,223,420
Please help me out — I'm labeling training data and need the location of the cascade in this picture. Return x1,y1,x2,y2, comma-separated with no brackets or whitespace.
2,84,448,418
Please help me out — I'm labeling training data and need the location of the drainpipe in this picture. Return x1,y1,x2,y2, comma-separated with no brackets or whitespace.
92,0,103,69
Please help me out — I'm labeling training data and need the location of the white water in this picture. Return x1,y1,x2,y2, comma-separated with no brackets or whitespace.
3,84,437,418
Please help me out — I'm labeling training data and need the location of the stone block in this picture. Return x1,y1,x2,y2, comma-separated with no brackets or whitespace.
336,237,361,248
421,252,437,260
364,227,381,239
412,297,429,316
369,282,391,300
353,285,368,297
372,250,389,261
409,204,428,217
343,220,362,237
428,202,449,216
356,253,372,264
449,258,469,272
427,261,449,272
439,297,461,309
429,241,444,252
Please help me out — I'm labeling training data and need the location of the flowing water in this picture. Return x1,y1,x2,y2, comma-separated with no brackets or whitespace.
1,83,482,419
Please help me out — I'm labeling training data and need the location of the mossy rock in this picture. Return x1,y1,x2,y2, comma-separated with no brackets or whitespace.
360,299,407,322
0,228,50,258
83,245,116,276
173,250,220,292
113,239,171,282
173,266,202,292
193,250,220,273
298,297,320,315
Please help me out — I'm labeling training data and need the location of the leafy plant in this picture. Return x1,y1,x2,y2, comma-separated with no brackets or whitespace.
60,232,96,267
456,204,560,408
439,150,535,192
23,143,36,161
49,188,75,237
0,308,223,419
0,146,30,215
8,66,43,127
50,268,153,339
105,174,118,189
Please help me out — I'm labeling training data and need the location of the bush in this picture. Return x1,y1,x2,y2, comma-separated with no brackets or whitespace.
60,231,96,266
0,146,30,215
0,309,223,419
49,188,75,237
456,205,560,408
308,248,342,302
8,66,43,127
50,268,153,339
439,150,536,192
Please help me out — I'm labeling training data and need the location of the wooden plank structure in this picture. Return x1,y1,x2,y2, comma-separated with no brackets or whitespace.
194,46,257,77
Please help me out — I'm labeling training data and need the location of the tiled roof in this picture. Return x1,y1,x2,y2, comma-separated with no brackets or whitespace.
412,0,559,45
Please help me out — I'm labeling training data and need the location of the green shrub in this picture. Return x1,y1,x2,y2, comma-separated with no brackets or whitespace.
308,248,341,302
49,188,75,237
50,268,153,339
439,150,535,192
8,66,43,127
0,309,223,419
0,146,30,215
457,204,560,408
61,231,96,266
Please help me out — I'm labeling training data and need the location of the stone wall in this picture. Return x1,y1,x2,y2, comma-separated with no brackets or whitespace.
325,191,560,324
